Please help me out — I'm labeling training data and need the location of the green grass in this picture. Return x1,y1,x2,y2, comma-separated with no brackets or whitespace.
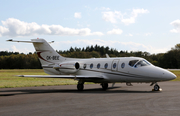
0,69,179,88
0,69,78,88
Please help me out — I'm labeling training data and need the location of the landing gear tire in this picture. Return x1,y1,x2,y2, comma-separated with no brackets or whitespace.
154,84,160,91
77,84,84,91
101,83,108,90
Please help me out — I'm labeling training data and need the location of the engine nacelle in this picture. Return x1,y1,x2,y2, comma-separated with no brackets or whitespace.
53,61,80,74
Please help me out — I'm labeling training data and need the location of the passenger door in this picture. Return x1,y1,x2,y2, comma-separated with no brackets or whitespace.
111,59,119,71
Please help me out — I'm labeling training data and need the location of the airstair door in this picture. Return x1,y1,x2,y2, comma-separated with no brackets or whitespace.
111,59,119,71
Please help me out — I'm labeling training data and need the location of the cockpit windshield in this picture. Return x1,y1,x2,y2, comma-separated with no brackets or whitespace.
129,60,139,67
129,60,151,68
134,60,150,68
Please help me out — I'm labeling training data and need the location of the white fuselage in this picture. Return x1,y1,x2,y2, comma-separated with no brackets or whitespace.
43,57,176,83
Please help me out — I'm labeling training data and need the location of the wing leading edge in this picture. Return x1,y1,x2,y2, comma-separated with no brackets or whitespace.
17,75,104,79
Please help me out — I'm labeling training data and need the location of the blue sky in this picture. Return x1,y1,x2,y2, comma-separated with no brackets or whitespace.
1,0,180,54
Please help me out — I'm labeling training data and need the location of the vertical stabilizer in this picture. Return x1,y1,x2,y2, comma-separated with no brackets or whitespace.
31,39,65,66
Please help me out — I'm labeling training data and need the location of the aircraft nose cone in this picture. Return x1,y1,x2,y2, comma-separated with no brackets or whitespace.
162,70,177,81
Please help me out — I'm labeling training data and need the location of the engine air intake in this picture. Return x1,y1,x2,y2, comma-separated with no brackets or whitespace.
75,62,80,69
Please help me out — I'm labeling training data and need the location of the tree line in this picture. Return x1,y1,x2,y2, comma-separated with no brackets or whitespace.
0,44,180,69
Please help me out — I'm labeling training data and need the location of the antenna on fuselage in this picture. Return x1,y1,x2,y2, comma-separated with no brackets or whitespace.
106,54,110,58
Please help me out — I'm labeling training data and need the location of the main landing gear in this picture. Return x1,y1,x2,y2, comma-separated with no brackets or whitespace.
77,80,84,91
101,83,108,90
150,82,162,91
77,81,109,91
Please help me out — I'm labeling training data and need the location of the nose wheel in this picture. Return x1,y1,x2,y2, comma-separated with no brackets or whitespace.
154,84,160,91
152,83,162,91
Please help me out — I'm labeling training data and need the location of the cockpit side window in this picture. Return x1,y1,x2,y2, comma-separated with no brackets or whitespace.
129,60,138,67
134,60,150,68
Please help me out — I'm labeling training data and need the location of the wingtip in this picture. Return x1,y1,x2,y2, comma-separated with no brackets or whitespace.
6,39,13,41
17,75,24,77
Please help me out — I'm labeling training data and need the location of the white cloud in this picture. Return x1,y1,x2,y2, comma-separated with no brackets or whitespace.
0,26,9,33
0,26,9,37
122,9,149,25
121,18,135,25
102,11,122,23
170,19,180,33
8,45,34,53
102,8,149,25
74,12,81,18
132,8,149,16
11,45,19,52
107,29,123,35
0,18,103,37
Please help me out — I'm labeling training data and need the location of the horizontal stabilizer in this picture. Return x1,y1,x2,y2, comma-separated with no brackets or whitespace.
6,39,54,43
6,39,41,43
17,75,104,79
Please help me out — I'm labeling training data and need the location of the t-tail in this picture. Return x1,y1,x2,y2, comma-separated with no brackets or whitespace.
7,39,66,74
32,39,65,64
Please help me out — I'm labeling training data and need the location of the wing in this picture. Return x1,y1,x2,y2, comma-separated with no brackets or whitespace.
17,75,104,80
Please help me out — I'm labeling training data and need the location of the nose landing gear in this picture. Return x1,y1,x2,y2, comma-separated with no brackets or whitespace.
150,82,162,91
154,84,161,91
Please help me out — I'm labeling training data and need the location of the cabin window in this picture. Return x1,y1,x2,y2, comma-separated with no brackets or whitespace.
121,63,125,68
113,63,116,69
104,63,108,69
83,64,86,69
90,63,93,69
129,60,138,67
97,63,100,69
135,60,150,68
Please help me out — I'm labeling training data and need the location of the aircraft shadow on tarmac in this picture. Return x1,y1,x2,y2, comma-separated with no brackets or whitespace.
0,86,159,96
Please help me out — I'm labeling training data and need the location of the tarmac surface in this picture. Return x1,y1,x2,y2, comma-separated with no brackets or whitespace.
0,81,180,116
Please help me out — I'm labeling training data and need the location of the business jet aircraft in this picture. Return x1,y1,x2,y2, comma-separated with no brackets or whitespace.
7,38,176,91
